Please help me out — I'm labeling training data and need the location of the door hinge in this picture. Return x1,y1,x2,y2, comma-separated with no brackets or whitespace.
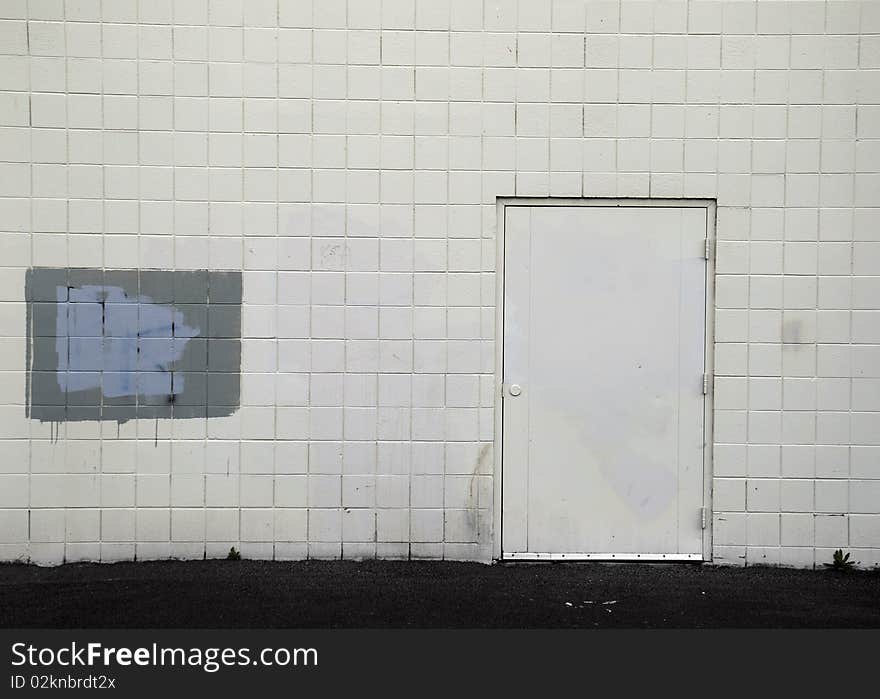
702,373,710,395
700,507,707,530
704,238,712,261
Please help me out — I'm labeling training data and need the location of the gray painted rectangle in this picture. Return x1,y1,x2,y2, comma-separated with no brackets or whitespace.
25,268,242,422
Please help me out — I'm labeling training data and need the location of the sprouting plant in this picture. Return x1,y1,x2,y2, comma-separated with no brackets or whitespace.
226,546,241,561
823,548,856,571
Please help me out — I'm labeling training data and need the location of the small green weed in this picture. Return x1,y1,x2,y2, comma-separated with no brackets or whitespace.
823,549,855,571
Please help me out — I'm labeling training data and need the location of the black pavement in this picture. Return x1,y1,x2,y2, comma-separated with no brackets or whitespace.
1,560,878,628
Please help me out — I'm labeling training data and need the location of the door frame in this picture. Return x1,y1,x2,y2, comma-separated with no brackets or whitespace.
493,198,717,562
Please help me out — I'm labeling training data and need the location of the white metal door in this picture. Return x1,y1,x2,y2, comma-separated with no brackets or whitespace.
501,204,709,560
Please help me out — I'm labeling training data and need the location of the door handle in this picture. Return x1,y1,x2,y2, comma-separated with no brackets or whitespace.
508,384,522,397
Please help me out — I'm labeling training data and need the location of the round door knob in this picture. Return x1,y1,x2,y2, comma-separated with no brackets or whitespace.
509,384,522,396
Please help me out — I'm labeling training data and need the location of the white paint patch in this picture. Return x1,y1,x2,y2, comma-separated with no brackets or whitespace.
55,285,200,398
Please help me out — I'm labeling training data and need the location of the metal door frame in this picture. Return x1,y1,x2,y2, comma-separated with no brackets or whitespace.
493,198,717,562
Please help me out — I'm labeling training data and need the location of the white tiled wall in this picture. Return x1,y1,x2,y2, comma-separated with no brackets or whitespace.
0,0,878,567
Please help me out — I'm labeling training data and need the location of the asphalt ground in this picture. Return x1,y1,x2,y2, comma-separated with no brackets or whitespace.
2,559,879,628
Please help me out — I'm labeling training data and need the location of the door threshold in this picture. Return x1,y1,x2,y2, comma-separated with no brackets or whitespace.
502,552,704,562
